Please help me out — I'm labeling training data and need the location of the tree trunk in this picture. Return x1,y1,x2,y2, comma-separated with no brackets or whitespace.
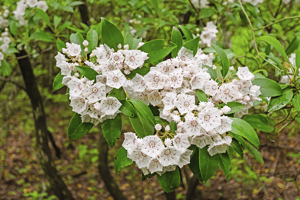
78,0,90,26
16,50,74,200
165,191,176,200
186,175,203,200
98,128,127,200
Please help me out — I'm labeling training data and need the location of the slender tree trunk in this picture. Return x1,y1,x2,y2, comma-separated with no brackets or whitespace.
165,191,176,200
98,128,127,200
186,175,203,200
16,50,74,200
78,0,90,26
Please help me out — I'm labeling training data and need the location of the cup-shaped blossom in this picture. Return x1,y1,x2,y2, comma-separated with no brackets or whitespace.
183,113,205,136
198,107,221,132
156,59,175,74
131,74,146,92
207,136,232,156
70,96,88,114
215,116,233,134
162,92,177,110
172,133,190,152
175,93,195,114
105,70,126,89
148,91,162,106
204,80,219,96
169,68,183,88
66,42,81,57
67,77,85,97
82,82,106,103
191,134,214,149
93,44,112,63
110,51,124,64
99,97,122,116
144,69,166,90
123,50,148,69
158,147,181,167
122,132,138,155
236,66,255,81
141,135,164,158
147,158,163,174
190,71,211,90
128,149,152,168
177,149,193,168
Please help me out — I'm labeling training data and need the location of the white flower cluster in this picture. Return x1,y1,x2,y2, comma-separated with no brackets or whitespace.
279,53,300,85
0,8,10,66
55,34,260,176
55,41,149,124
199,22,218,47
13,0,48,25
191,0,209,8
241,0,263,6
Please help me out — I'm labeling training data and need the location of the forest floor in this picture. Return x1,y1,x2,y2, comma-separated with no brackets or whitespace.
0,100,300,200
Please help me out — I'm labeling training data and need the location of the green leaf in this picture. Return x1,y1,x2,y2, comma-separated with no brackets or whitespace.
9,20,18,36
183,37,200,56
114,147,133,175
196,90,207,102
226,102,245,114
86,29,98,53
54,15,62,28
252,78,283,97
243,114,274,132
179,25,193,41
230,118,260,148
211,44,230,78
101,18,124,51
151,0,160,15
296,46,300,73
0,60,11,76
68,113,93,140
108,88,126,100
230,139,243,158
244,142,264,164
171,27,183,58
140,41,177,65
188,146,202,181
124,33,133,49
199,146,219,182
30,31,54,42
70,32,84,46
157,167,180,193
101,114,122,147
56,38,66,52
292,93,300,111
75,66,99,81
130,99,156,126
199,8,214,19
268,88,293,112
259,36,288,62
68,1,84,6
119,100,136,117
286,36,300,55
267,54,288,75
203,65,217,80
218,153,231,180
36,8,51,27
52,72,64,91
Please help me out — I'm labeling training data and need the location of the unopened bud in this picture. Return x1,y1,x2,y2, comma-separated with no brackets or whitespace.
83,40,89,47
155,124,162,131
164,138,172,147
165,125,171,132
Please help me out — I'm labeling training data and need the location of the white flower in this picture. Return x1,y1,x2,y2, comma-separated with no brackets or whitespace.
177,149,193,168
156,60,175,74
101,62,118,74
128,149,152,168
215,116,232,134
144,69,166,90
0,52,4,60
220,106,231,114
70,96,87,114
26,0,38,7
66,42,81,57
148,91,162,106
191,134,213,149
105,70,126,89
236,66,255,81
83,40,89,47
172,133,190,152
183,113,205,136
67,77,84,97
99,97,122,115
165,125,170,132
204,80,219,96
217,83,242,104
93,44,112,62
123,50,148,69
178,47,194,62
207,136,232,156
162,92,177,110
164,138,172,147
36,1,48,11
131,74,146,92
155,124,162,131
122,132,138,155
110,51,124,64
141,135,164,158
168,68,183,88
147,158,163,174
158,147,181,166
190,71,211,90
175,93,195,114
191,0,209,8
82,82,106,103
198,107,221,132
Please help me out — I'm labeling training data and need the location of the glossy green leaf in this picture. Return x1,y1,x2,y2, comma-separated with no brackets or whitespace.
230,118,260,148
75,66,99,81
119,100,136,117
183,37,200,56
130,99,156,126
211,44,230,78
218,153,231,180
196,90,207,102
101,18,124,51
199,146,219,182
139,39,164,52
52,72,64,91
0,60,11,76
286,36,300,55
86,29,98,53
226,102,245,114
70,32,84,45
252,78,283,97
36,8,51,27
188,146,202,181
114,147,133,175
171,27,183,58
101,114,122,147
108,88,126,100
9,20,18,36
243,114,274,132
244,142,264,164
230,139,243,158
157,167,180,193
268,88,293,112
292,93,300,111
68,113,93,140
30,31,54,42
179,25,193,41
124,33,133,49
259,36,288,62
199,8,214,19
142,42,177,65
